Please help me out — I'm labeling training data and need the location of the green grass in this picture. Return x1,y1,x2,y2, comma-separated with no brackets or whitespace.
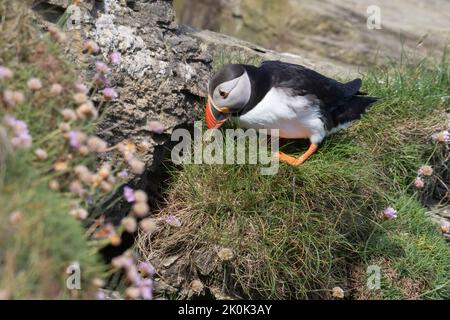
351,192,450,299
140,51,450,299
0,152,103,299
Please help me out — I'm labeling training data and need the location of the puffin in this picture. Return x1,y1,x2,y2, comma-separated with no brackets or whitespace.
205,60,377,165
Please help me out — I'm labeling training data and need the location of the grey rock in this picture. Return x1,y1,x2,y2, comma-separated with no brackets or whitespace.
33,0,72,10
175,0,450,70
182,25,357,78
162,255,180,268
427,205,450,242
33,0,212,222
153,278,178,294
193,247,219,276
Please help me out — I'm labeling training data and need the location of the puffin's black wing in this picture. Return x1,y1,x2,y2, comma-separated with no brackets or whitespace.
259,60,362,108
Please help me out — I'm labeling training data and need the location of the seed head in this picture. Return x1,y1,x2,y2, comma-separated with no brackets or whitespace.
332,286,344,299
83,40,100,54
122,217,138,233
217,248,234,261
27,78,42,91
61,109,77,121
34,148,48,160
139,218,157,234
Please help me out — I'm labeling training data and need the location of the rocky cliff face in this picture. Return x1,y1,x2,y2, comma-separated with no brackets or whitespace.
33,0,213,220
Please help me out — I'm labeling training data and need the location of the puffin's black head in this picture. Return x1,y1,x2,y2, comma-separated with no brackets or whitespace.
206,64,251,129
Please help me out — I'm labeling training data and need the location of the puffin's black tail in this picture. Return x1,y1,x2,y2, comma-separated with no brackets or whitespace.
332,95,378,126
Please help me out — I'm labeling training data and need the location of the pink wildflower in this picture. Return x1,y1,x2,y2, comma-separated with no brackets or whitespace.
165,215,181,227
147,121,164,134
102,87,118,101
0,66,13,79
27,78,42,91
418,165,433,177
441,221,450,234
432,130,450,143
68,130,85,149
383,207,397,220
3,115,32,148
95,61,111,74
123,186,135,203
110,52,121,64
93,73,110,86
414,177,425,189
138,261,155,276
118,170,129,178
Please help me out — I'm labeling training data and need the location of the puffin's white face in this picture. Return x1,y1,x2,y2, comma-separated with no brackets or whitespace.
210,72,251,111
206,65,252,129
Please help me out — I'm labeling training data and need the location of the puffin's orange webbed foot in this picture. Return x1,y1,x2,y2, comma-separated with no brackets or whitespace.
275,143,318,166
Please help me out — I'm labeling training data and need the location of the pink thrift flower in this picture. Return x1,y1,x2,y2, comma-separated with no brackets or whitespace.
11,134,32,148
0,66,13,79
83,40,99,54
74,82,88,94
138,261,155,276
111,255,134,269
4,115,32,149
68,130,86,150
140,286,152,300
102,87,118,101
96,290,106,300
3,90,25,108
441,221,450,234
126,267,141,284
165,215,181,227
95,61,111,74
110,52,121,64
414,177,425,189
2,89,15,108
147,121,164,134
123,186,135,203
417,165,433,176
118,170,129,178
432,130,450,143
383,207,397,220
3,115,17,127
27,78,42,91
50,83,63,96
93,73,110,87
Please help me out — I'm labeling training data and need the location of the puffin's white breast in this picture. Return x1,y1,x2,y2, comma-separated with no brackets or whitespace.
233,88,326,143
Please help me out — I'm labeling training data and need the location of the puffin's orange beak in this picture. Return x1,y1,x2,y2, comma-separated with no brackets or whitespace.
205,97,229,129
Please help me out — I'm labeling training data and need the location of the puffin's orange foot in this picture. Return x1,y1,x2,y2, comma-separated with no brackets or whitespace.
275,143,319,166
275,152,306,166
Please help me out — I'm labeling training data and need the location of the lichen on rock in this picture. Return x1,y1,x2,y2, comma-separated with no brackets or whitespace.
33,0,212,221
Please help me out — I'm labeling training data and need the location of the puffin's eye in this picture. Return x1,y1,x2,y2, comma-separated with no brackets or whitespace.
219,90,228,98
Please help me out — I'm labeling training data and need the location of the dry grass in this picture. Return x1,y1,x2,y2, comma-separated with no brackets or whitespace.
350,257,427,300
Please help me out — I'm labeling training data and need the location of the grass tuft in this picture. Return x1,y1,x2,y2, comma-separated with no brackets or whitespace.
138,50,450,299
